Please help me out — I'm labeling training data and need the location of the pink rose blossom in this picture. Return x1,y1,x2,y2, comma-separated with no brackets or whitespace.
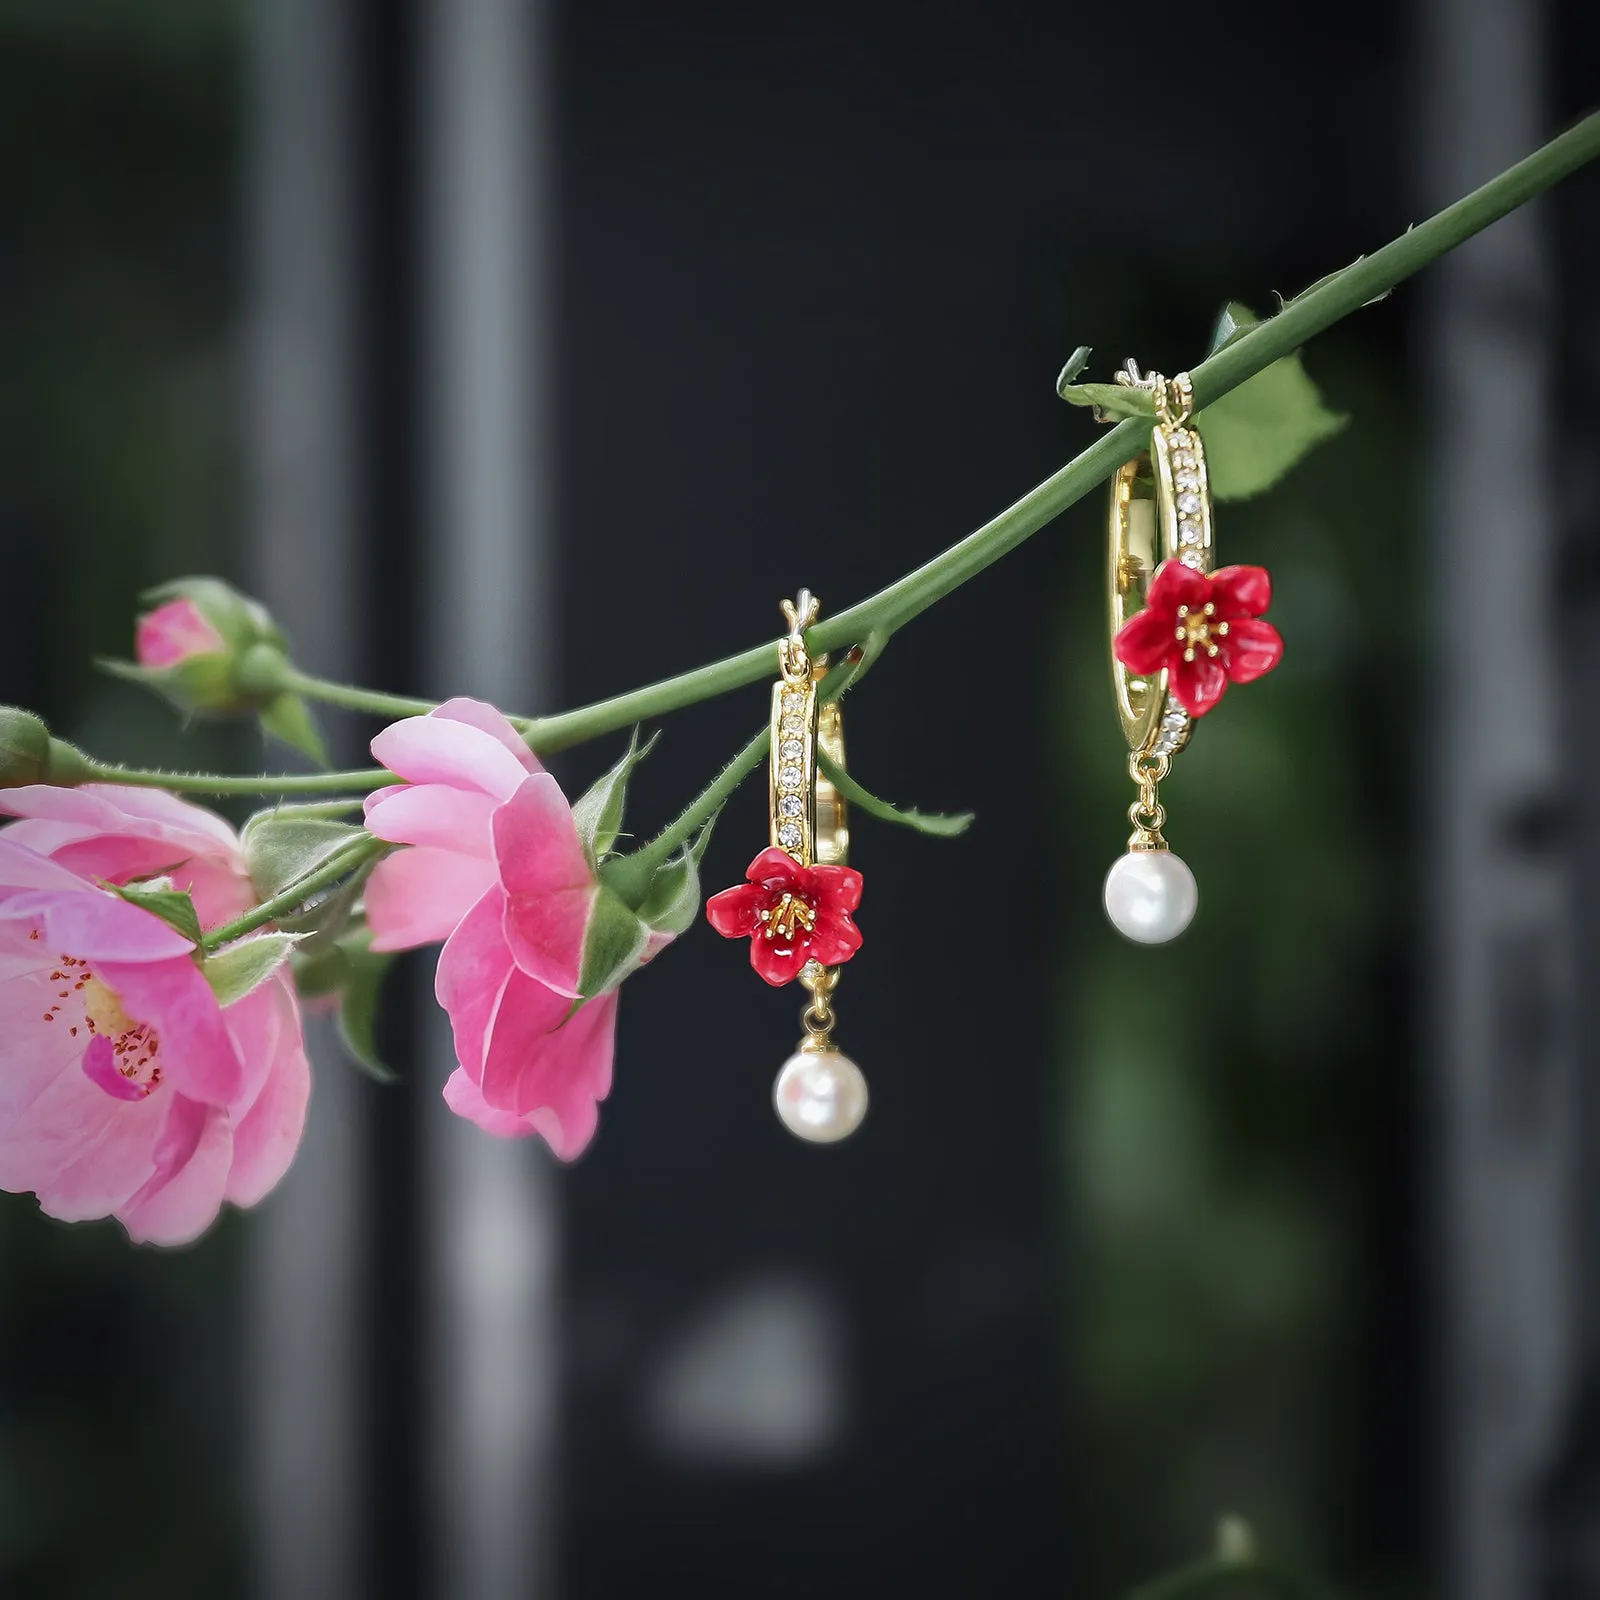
365,698,639,1159
0,787,311,1244
135,597,227,668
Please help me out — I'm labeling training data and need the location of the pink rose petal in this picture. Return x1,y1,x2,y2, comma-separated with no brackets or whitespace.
135,597,226,667
432,698,541,771
118,1098,234,1246
366,846,499,953
364,782,499,856
370,715,531,802
443,1067,563,1145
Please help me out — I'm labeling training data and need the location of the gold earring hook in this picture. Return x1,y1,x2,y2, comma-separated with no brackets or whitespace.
778,590,819,683
1094,360,1194,428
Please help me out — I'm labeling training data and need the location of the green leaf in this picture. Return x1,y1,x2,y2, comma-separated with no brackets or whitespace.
1205,300,1259,353
201,931,300,1007
332,933,399,1084
1055,380,1156,420
577,885,650,998
108,879,204,944
1195,302,1348,500
816,750,974,838
242,807,364,900
1054,345,1093,391
259,692,329,765
571,728,656,866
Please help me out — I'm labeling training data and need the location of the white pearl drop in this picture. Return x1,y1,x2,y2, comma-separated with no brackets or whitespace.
1103,849,1198,944
773,1049,869,1143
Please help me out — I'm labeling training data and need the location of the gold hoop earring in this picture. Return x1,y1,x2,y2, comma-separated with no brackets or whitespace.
707,591,868,1142
1103,363,1284,943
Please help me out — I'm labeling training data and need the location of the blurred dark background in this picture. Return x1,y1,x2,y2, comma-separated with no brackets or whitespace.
1,2,1597,1597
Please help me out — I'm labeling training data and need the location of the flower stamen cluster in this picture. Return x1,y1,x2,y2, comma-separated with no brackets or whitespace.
761,891,816,942
1173,600,1232,663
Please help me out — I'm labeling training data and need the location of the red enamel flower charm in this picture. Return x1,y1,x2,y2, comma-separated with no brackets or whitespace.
1113,561,1283,717
705,846,864,986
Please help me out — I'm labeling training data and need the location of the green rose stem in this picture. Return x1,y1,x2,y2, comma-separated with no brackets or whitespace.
271,113,1600,761
199,835,386,952
77,759,394,796
38,117,1596,998
48,116,1600,809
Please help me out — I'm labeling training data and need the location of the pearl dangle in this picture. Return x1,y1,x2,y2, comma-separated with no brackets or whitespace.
773,961,869,1143
1102,750,1197,944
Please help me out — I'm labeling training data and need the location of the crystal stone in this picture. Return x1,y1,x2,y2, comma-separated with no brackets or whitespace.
780,795,803,817
1177,491,1201,514
778,822,803,850
779,765,803,790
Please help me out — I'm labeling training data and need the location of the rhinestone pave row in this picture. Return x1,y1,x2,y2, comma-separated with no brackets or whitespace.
1149,423,1212,759
774,686,810,856
1163,424,1211,572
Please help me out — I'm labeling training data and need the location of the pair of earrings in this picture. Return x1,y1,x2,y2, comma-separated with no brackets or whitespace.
706,364,1285,1141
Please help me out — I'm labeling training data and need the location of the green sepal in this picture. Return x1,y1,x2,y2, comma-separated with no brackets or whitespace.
1194,302,1347,500
689,810,719,865
636,851,701,940
288,926,399,1083
287,938,350,1001
98,653,245,716
635,811,719,940
815,750,973,838
334,931,399,1084
108,879,204,945
200,931,300,1007
258,692,329,765
241,806,363,901
576,884,651,999
571,728,656,866
336,953,400,1083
